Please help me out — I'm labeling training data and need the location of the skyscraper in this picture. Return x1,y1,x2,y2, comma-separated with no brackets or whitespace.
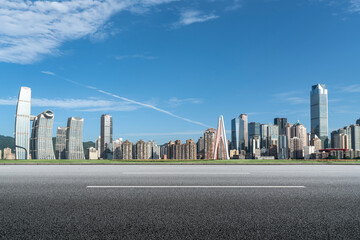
231,118,239,150
65,117,85,160
55,127,67,159
311,84,329,148
30,111,55,159
274,118,287,135
100,114,113,159
213,116,230,160
239,114,248,152
248,122,260,147
357,119,360,125
278,135,288,159
15,87,31,159
260,124,269,149
350,125,360,151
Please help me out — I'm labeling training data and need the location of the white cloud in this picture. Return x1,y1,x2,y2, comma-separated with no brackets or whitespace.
168,97,203,107
173,10,219,28
0,0,175,64
0,97,139,112
349,0,360,13
273,91,309,105
41,71,56,76
341,84,360,93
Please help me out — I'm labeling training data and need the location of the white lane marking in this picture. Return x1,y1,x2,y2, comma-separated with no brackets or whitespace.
122,172,250,175
87,186,306,189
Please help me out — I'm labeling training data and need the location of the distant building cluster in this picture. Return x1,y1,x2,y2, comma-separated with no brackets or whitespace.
5,84,360,160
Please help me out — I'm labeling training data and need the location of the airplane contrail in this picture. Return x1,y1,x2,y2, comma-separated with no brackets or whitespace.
41,71,211,128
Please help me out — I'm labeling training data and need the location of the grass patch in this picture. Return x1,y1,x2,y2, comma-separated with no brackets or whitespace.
1,159,360,165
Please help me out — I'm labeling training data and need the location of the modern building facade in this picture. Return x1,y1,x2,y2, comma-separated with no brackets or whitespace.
65,117,85,160
213,116,230,160
30,111,55,159
15,87,32,159
100,114,113,159
260,124,269,149
248,122,260,148
231,118,239,150
278,135,288,159
55,127,67,159
310,84,329,148
274,118,288,136
147,140,160,159
239,114,248,152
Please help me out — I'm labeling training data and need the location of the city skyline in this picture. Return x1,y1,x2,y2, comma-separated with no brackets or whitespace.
1,0,360,143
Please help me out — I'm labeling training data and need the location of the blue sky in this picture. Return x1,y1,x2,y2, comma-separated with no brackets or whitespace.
0,0,360,144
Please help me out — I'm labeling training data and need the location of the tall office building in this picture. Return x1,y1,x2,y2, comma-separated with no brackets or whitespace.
260,124,269,149
231,118,239,150
248,122,260,148
55,127,67,159
274,118,287,136
278,135,288,159
268,124,279,146
311,84,329,148
213,116,230,160
30,111,55,159
65,117,85,160
15,87,31,159
357,119,360,125
100,114,113,159
239,114,248,152
350,125,360,151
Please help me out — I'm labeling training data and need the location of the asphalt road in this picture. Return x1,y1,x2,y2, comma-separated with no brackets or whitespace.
1,165,360,239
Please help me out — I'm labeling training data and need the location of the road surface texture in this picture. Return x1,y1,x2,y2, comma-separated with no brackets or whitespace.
1,165,360,239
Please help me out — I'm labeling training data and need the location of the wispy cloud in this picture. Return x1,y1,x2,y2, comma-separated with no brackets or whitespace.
349,0,360,13
40,71,211,128
0,0,175,64
341,84,360,93
273,91,309,104
41,71,56,76
168,97,203,107
224,0,242,11
115,54,156,60
0,97,139,112
173,10,219,28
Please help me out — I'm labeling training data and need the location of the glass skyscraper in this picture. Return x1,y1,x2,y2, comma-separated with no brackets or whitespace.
310,84,329,148
100,114,113,159
30,111,55,159
238,114,248,152
274,118,287,136
66,117,85,160
248,122,260,146
15,87,31,160
231,118,239,150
